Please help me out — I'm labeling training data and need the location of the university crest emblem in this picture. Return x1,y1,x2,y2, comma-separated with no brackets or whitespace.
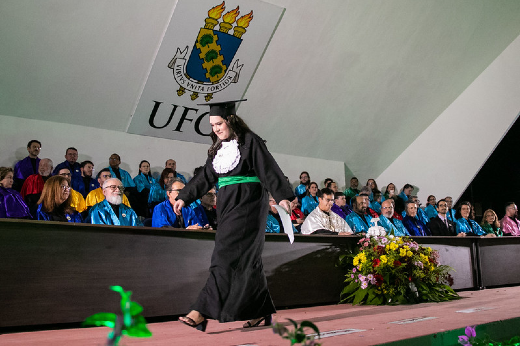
168,2,253,102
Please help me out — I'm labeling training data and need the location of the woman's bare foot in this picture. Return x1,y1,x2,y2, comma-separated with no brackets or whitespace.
179,310,204,325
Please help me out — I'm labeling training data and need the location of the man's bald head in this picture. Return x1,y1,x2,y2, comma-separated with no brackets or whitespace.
381,199,394,218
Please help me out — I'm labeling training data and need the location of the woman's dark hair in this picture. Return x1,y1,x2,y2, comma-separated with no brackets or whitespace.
208,114,251,158
159,168,175,189
455,201,472,220
366,179,378,191
307,182,319,196
139,160,153,178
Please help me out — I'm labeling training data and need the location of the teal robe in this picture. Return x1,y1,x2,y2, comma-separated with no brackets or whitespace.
88,199,142,226
346,212,373,234
379,215,410,237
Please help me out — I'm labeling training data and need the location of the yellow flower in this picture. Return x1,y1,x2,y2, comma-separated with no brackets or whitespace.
407,251,413,257
403,245,410,250
400,248,407,257
380,255,388,264
389,242,399,251
353,257,359,266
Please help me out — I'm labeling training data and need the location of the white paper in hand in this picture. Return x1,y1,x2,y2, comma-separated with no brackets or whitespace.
273,205,294,244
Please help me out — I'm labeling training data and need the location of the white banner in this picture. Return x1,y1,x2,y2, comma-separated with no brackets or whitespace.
127,0,285,144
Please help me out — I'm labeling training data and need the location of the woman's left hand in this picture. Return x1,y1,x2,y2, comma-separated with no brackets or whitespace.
278,199,291,215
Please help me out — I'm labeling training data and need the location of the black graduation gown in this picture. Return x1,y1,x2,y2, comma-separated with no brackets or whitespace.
177,131,294,322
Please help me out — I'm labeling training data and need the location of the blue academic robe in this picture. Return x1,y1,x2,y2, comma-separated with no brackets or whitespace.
401,208,430,226
294,184,307,201
301,195,319,215
36,204,82,223
192,203,209,227
346,212,373,234
175,172,187,184
402,215,431,236
152,199,201,228
88,199,142,226
424,204,438,220
133,173,155,193
379,215,410,237
265,212,298,234
455,218,486,236
81,177,99,198
107,167,136,188
0,187,32,219
446,209,457,223
148,183,167,204
370,201,381,214
54,161,84,195
14,156,40,180
398,191,409,202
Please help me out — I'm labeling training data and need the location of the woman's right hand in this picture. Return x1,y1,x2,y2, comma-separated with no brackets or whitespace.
173,199,185,215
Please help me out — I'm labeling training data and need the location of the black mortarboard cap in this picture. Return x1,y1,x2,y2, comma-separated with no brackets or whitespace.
198,99,247,118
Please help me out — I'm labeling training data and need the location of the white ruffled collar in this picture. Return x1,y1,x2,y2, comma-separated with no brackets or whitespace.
212,139,241,174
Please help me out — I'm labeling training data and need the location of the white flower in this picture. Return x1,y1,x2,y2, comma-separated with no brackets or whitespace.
212,139,241,174
366,226,386,237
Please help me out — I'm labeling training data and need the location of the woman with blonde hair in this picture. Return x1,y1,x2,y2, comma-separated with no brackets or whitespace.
36,175,82,222
0,167,31,219
481,209,502,237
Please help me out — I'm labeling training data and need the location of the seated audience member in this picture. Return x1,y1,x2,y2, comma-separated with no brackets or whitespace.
36,176,82,222
79,160,99,198
358,187,379,218
370,189,382,214
53,147,83,195
133,160,155,217
266,194,298,234
331,192,352,219
88,178,142,226
403,196,430,225
56,168,87,213
366,179,378,201
192,187,218,230
378,199,409,236
500,202,520,236
427,199,461,237
294,171,310,203
86,168,131,209
20,158,53,215
106,153,138,206
301,182,319,215
382,183,397,202
149,168,174,210
481,209,502,237
402,200,431,236
290,198,305,230
344,177,360,202
0,167,31,219
323,178,333,189
301,188,353,235
13,140,41,191
346,194,374,234
396,183,413,214
455,201,493,237
326,180,338,193
445,196,457,223
152,178,201,229
424,195,438,220
165,159,187,184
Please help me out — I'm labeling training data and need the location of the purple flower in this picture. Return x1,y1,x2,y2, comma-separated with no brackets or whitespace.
458,325,476,346
352,267,357,273
465,326,476,338
361,281,368,289
351,274,355,279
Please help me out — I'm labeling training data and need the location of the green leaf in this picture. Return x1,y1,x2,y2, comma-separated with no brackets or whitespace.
300,321,320,337
83,312,117,328
129,302,143,316
287,318,299,328
353,287,369,305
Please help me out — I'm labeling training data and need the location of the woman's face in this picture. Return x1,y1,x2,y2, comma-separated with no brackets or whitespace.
0,172,14,189
461,205,471,219
485,212,495,224
210,116,231,140
367,179,375,189
387,184,395,193
164,172,174,185
309,183,318,195
59,181,71,204
140,162,150,174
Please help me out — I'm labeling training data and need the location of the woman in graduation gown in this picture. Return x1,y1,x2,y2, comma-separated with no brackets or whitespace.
455,201,494,237
174,100,294,332
0,167,32,219
36,175,82,222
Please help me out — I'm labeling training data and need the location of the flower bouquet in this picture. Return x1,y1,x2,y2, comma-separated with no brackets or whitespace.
340,235,459,305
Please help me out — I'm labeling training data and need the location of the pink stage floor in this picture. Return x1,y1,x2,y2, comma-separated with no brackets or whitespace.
2,287,520,346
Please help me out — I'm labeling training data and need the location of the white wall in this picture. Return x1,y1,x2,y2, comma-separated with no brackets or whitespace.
377,33,520,204
0,114,345,191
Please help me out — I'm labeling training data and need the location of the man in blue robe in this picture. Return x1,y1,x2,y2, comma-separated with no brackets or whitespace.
192,187,218,230
13,140,41,191
445,196,457,223
88,178,142,226
378,199,409,237
402,196,430,225
294,171,310,203
265,193,298,233
152,179,202,228
402,201,431,236
396,183,413,214
346,194,374,234
165,159,187,184
80,160,99,198
53,147,83,195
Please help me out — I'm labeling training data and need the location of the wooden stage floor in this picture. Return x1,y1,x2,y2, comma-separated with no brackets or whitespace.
2,286,520,346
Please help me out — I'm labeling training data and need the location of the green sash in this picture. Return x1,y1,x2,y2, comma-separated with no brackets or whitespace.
218,176,261,188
